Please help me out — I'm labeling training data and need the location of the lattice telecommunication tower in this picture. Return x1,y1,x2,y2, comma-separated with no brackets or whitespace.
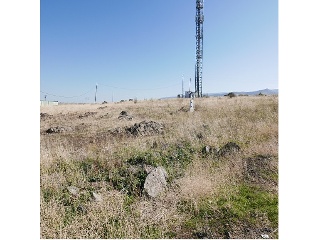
195,0,204,98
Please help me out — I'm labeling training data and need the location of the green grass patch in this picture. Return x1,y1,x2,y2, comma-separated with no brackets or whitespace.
180,183,278,238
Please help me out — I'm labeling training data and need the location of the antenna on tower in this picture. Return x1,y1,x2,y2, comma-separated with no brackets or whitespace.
195,0,204,98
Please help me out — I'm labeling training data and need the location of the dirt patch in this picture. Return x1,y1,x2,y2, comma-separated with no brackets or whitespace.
243,155,277,187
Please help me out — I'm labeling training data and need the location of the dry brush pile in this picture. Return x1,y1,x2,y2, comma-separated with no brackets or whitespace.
40,96,278,239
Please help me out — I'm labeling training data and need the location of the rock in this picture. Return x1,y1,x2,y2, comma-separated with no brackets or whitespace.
40,113,53,119
261,234,269,239
118,110,133,120
144,166,168,198
100,113,109,118
109,120,164,137
126,121,164,136
98,105,108,110
218,142,240,157
77,205,87,214
202,146,211,154
143,164,155,174
46,126,72,134
92,192,103,202
67,186,79,196
78,112,97,118
202,146,219,155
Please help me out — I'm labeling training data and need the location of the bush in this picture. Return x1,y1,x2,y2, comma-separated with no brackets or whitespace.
224,92,236,98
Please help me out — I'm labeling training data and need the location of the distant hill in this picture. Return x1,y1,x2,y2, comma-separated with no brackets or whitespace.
206,88,278,97
159,88,278,100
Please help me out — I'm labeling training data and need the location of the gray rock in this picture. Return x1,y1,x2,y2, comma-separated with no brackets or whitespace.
218,142,240,157
143,164,155,174
78,112,97,118
46,126,72,134
118,111,133,120
126,121,164,136
143,166,168,198
92,192,103,202
67,186,79,196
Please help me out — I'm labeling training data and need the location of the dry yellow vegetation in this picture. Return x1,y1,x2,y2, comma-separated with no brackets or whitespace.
40,95,278,239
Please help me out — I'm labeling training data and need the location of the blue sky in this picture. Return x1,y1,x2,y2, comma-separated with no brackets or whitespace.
40,0,278,103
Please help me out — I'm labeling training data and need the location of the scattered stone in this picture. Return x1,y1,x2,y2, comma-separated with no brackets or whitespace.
144,166,168,198
202,146,219,156
261,234,269,239
67,186,79,196
118,110,133,120
218,142,240,157
78,112,97,118
100,113,109,118
126,121,164,136
197,132,206,140
102,101,108,104
202,146,211,154
40,113,53,119
77,205,87,214
109,120,164,137
109,127,126,136
92,192,103,202
46,126,72,134
98,105,108,110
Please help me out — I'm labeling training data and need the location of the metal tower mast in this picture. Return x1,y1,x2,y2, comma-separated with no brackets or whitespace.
195,0,204,98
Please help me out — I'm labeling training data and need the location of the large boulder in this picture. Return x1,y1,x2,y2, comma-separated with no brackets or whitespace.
143,166,168,198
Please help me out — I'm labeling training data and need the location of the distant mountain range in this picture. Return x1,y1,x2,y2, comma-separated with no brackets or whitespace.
206,88,278,97
160,88,278,99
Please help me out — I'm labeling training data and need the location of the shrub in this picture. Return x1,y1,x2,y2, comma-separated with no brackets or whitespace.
224,92,236,98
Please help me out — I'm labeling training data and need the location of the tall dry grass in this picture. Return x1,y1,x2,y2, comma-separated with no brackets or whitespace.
40,96,278,238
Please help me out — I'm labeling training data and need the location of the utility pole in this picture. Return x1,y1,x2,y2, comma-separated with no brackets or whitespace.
195,0,204,98
182,74,184,98
95,83,98,103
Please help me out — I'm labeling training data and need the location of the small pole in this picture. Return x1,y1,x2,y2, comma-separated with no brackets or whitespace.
190,93,194,112
95,83,98,103
182,74,184,98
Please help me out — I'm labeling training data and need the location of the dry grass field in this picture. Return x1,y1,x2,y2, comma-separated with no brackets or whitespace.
40,95,278,239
